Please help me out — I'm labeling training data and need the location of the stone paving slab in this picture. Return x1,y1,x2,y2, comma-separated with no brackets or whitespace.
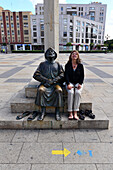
96,164,113,170
73,129,100,143
18,143,63,163
63,143,113,163
0,164,31,170
0,143,23,163
31,164,97,170
38,130,75,143
12,130,39,143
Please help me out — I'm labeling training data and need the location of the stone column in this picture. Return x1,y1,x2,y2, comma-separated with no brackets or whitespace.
44,0,59,55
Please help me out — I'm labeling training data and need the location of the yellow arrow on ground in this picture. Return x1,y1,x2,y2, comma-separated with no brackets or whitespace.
52,148,71,157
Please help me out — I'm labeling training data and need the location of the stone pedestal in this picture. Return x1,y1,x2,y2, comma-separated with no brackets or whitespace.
9,79,109,129
44,0,59,55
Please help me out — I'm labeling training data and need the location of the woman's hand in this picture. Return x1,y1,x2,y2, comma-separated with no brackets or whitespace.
77,84,82,90
67,84,72,90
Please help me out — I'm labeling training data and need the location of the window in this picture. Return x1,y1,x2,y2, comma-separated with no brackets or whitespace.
11,16,13,21
41,31,44,36
1,23,3,28
18,30,20,35
63,18,67,24
32,19,36,25
70,32,73,37
40,19,44,23
100,7,104,11
100,12,104,16
91,16,95,21
81,7,83,11
81,12,83,16
24,23,28,27
17,16,19,20
33,39,37,43
63,32,67,37
24,30,29,35
7,30,10,35
23,15,28,20
82,22,84,26
33,25,37,31
41,24,44,30
76,26,80,32
64,25,67,31
82,28,84,32
89,7,95,10
17,23,19,28
63,39,67,43
98,36,101,39
76,20,80,26
0,16,2,21
85,39,89,43
2,30,4,35
70,26,73,31
76,39,80,43
89,12,95,16
11,23,14,28
41,38,44,44
76,32,80,37
82,33,84,38
6,16,8,21
33,32,37,37
12,30,14,35
99,25,102,30
61,7,63,11
7,23,9,28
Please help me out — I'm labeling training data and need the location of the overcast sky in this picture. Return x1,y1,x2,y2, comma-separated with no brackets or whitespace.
0,0,113,40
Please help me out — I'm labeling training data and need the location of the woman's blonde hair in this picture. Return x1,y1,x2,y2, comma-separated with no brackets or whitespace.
68,50,81,64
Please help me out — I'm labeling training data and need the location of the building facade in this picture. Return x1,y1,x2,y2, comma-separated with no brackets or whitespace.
31,2,107,51
0,6,32,52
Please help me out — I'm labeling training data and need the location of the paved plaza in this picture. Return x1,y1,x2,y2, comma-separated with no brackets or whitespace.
0,52,113,169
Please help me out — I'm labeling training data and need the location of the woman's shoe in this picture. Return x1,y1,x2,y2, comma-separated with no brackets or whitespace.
16,111,31,120
27,111,38,121
78,114,85,120
85,110,95,119
78,110,85,120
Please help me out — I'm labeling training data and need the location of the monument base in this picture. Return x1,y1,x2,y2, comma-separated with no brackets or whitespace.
4,80,109,129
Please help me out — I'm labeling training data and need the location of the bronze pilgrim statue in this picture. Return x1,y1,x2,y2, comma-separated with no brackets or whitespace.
33,47,64,121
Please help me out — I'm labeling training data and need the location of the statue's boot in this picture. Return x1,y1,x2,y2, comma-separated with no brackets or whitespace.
55,107,61,121
38,107,46,121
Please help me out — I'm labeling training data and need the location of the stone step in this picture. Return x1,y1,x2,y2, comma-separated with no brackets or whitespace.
0,106,109,129
10,91,92,113
25,80,92,99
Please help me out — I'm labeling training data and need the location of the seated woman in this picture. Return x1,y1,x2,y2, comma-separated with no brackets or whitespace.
64,50,84,120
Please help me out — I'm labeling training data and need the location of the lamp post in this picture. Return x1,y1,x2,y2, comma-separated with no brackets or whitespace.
105,34,110,41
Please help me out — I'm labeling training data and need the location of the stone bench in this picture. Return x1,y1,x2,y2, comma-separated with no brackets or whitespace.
11,80,92,113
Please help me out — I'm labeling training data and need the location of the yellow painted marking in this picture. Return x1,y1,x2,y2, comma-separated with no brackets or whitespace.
52,148,71,157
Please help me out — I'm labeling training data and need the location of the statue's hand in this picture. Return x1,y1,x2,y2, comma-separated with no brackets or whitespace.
44,82,51,87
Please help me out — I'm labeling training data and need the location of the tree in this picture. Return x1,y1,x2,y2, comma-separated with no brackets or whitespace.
96,44,101,50
66,42,72,46
90,43,94,50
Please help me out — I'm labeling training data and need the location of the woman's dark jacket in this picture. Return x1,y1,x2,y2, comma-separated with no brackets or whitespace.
64,61,84,85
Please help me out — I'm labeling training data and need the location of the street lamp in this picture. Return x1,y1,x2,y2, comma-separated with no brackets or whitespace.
105,34,110,41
